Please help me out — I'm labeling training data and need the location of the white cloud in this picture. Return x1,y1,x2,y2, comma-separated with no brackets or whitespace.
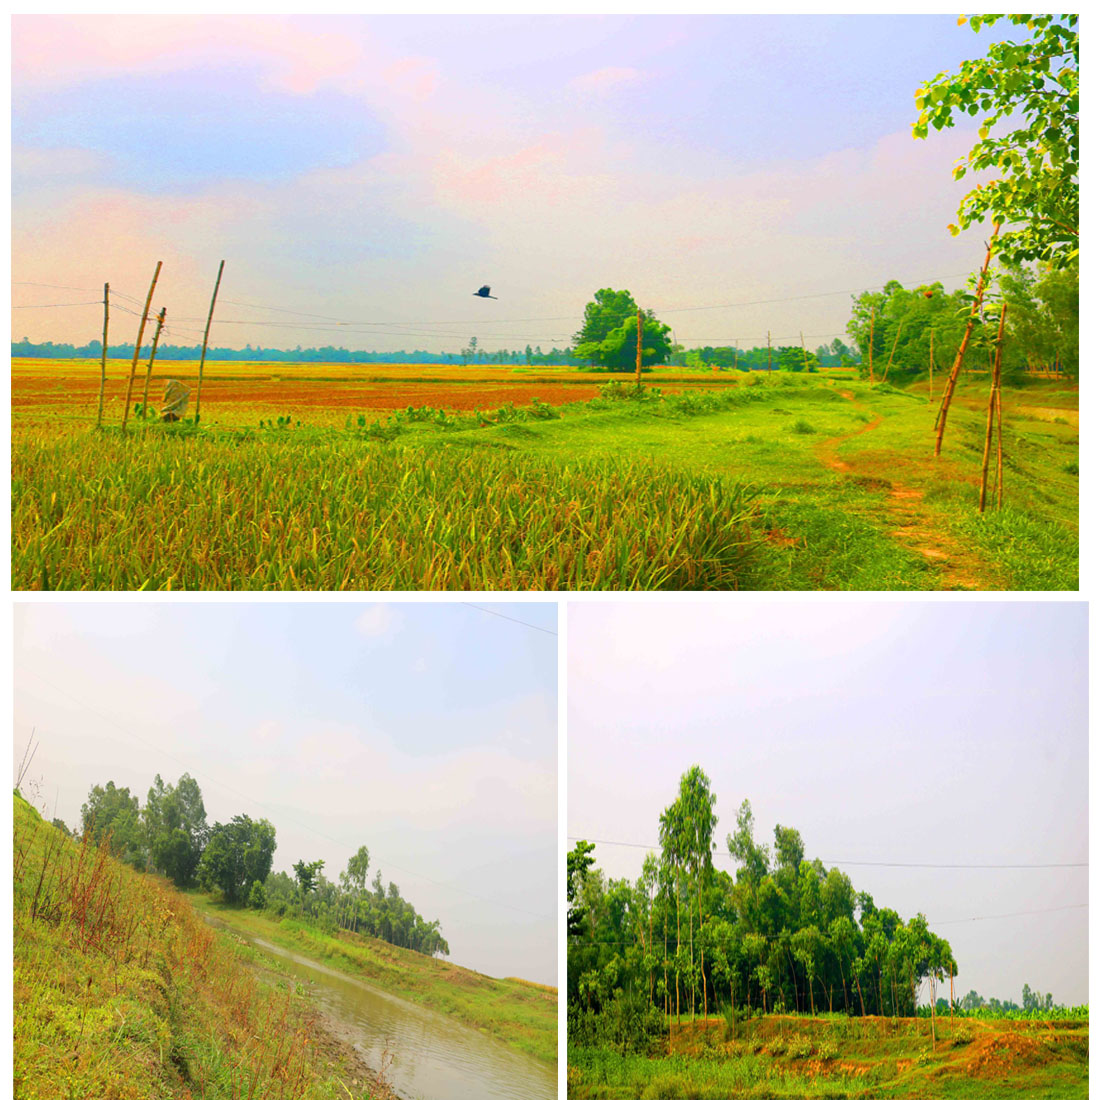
569,66,644,95
354,604,400,638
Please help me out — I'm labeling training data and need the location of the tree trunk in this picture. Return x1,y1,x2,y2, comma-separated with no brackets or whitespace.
934,225,999,456
979,303,1008,512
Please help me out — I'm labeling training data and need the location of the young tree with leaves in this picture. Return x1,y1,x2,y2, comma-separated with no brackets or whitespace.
913,15,1078,268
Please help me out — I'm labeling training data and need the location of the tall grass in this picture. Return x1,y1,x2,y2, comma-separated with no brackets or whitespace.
13,792,392,1099
13,429,766,590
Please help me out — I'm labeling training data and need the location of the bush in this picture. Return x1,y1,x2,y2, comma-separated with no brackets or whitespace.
792,419,816,434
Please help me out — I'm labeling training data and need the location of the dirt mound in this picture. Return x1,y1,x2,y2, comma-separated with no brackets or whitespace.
961,1031,1052,1077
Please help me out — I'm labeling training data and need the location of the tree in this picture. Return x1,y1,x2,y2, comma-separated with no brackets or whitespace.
197,815,277,904
568,840,596,936
573,288,672,372
81,781,144,869
913,15,1078,268
293,858,325,895
144,773,208,887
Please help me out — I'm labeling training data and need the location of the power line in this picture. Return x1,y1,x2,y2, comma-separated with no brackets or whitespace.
462,603,558,637
568,836,1087,870
20,666,554,924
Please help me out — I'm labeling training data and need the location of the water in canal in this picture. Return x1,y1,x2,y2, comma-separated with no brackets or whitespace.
208,918,556,1100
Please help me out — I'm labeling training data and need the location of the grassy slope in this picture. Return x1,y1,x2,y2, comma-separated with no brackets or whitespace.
569,1013,1088,1099
13,793,390,1100
11,373,1077,590
188,895,557,1067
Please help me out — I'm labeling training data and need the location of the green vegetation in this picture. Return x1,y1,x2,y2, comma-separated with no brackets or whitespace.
12,373,1077,591
568,1012,1088,1099
191,897,558,1067
14,790,394,1100
913,15,1078,269
567,767,1087,1098
573,288,672,371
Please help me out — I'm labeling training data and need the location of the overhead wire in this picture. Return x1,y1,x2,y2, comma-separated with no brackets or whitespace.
568,836,1087,871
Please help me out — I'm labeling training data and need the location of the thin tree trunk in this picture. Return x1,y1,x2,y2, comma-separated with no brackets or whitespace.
934,225,1000,455
635,307,643,390
995,379,1004,508
122,261,162,430
767,331,772,373
929,328,935,402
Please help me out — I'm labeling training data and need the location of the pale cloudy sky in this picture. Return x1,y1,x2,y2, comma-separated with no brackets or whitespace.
13,601,558,986
12,14,1006,355
568,601,1088,1006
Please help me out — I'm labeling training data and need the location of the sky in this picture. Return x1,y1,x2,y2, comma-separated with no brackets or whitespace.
11,13,1013,356
568,601,1089,1006
12,600,558,986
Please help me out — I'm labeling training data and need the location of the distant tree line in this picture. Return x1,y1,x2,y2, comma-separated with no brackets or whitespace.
569,767,961,1051
76,773,448,957
847,262,1078,382
10,337,577,366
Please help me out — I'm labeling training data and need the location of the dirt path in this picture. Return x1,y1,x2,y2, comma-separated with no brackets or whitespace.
816,392,998,591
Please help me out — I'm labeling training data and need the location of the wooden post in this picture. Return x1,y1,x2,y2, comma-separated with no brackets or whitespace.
194,259,225,423
929,329,935,402
97,283,109,429
979,302,1007,512
882,320,903,383
140,307,167,418
995,367,1005,509
767,330,772,373
635,307,643,390
867,308,875,383
122,261,163,430
934,224,999,456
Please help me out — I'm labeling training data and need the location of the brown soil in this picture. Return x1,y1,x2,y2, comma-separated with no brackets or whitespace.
959,1031,1052,1078
816,392,998,590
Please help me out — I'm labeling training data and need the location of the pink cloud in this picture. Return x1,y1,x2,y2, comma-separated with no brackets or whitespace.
569,66,644,94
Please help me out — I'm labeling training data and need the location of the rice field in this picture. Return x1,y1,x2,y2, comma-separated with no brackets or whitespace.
10,359,1078,591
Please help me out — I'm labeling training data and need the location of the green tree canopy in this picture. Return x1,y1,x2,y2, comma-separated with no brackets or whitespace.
913,15,1078,267
197,815,277,904
573,288,672,372
144,773,208,887
81,781,144,869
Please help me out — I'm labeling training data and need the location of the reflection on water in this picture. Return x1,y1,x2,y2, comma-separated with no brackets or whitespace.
208,918,555,1100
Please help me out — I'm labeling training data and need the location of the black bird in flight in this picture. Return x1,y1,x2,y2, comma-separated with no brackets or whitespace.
473,285,497,299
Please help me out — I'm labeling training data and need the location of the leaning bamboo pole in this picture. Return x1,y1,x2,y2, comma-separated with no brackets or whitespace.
96,283,109,428
140,307,167,418
194,259,225,423
934,224,1000,456
881,320,903,383
122,261,162,431
979,302,1008,512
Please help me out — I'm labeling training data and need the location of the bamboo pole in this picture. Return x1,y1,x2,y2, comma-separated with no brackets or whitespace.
929,329,935,402
194,258,225,423
881,320,903,383
97,283,109,429
934,224,999,456
995,373,1004,508
800,331,810,372
867,308,875,383
140,307,167,418
979,302,1008,512
767,330,772,373
122,261,163,430
635,307,643,390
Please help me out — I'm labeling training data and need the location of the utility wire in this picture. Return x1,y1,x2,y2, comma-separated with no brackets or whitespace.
462,603,558,637
568,836,1086,870
20,666,554,924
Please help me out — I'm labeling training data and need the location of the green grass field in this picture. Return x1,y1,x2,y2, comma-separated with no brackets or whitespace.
568,1012,1088,1099
189,896,558,1067
13,792,393,1100
12,371,1078,590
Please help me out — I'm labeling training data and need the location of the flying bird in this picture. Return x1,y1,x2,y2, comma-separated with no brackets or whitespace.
473,285,497,299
